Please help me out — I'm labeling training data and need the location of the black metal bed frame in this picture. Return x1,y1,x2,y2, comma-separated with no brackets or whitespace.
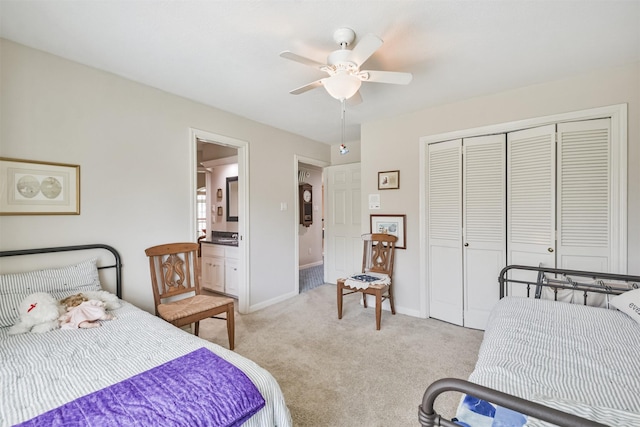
499,264,640,304
0,243,122,298
419,264,640,427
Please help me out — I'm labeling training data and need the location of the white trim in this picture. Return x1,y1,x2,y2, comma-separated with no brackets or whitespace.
190,128,251,314
418,135,428,318
420,104,627,145
250,290,298,312
201,156,238,168
299,261,323,269
610,105,628,274
419,103,628,320
294,155,330,295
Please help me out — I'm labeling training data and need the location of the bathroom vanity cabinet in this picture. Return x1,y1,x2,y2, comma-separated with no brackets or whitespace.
200,242,238,297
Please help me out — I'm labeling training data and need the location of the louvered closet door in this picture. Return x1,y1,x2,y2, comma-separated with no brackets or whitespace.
507,125,556,296
428,140,463,326
463,135,505,330
557,119,611,272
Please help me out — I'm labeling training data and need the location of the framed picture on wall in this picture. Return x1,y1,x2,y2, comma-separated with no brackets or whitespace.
378,170,399,190
370,214,406,249
0,157,80,215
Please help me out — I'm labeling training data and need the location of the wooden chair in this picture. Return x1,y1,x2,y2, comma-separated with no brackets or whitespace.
145,242,235,349
337,233,397,330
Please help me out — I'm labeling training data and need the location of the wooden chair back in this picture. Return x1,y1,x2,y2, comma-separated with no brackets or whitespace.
145,242,201,312
362,233,397,278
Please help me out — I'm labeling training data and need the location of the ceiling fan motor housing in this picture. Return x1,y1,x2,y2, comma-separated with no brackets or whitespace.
333,27,355,47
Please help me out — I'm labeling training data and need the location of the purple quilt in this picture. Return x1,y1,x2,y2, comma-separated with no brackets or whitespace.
17,347,265,427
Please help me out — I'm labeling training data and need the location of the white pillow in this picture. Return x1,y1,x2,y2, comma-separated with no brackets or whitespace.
610,288,640,324
0,258,102,327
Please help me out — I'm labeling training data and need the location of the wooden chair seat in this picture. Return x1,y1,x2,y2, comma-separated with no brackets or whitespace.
337,233,397,330
157,294,234,322
145,242,235,349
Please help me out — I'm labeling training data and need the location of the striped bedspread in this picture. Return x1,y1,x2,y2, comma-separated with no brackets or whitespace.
0,300,292,427
457,296,640,426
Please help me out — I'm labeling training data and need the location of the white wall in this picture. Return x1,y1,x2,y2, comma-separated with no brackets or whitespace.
362,62,640,317
0,39,330,313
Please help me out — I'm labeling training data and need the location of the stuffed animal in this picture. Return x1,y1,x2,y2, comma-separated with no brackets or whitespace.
82,290,121,310
59,293,115,329
8,292,66,335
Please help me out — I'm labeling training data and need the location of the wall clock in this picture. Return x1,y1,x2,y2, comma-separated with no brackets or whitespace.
299,183,312,227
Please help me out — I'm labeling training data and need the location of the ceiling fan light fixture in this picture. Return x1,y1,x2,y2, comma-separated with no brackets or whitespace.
323,72,362,100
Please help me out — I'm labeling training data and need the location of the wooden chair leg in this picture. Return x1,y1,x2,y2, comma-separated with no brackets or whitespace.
227,303,235,350
388,285,396,315
362,291,368,308
194,321,200,336
337,280,343,319
375,289,382,330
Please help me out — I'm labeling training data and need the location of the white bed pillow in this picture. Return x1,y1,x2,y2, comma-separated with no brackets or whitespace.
0,258,102,327
610,288,640,324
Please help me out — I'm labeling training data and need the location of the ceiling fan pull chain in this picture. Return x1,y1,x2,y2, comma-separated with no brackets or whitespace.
341,99,346,143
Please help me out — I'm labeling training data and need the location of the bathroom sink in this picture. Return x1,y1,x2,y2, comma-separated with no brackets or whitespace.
210,232,238,246
211,238,238,246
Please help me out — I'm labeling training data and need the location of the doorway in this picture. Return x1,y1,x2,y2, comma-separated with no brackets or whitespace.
191,128,250,313
295,156,329,294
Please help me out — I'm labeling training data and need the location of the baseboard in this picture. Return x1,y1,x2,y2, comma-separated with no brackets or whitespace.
249,290,298,312
299,261,323,270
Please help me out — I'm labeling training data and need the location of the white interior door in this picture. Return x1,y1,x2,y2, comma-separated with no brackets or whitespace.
463,134,506,329
325,163,361,284
507,125,556,296
427,140,463,326
556,118,611,273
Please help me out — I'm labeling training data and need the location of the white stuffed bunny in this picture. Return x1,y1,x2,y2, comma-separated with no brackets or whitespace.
8,292,65,335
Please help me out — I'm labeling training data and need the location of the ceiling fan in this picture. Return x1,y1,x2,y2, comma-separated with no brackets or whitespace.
280,28,413,104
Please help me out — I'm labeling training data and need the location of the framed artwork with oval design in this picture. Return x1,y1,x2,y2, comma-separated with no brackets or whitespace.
0,157,80,215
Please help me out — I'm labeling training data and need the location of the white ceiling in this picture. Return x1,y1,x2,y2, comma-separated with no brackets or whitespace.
1,1,639,144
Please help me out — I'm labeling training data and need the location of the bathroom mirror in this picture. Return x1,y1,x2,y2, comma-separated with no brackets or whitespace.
226,176,238,222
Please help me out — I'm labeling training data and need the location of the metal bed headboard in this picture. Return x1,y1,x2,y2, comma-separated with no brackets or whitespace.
0,244,122,298
499,264,639,305
419,265,640,427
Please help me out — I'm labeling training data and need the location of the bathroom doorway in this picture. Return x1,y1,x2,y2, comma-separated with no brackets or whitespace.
191,128,250,313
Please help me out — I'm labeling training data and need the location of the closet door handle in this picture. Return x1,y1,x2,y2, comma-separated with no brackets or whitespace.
464,243,469,247
548,248,554,253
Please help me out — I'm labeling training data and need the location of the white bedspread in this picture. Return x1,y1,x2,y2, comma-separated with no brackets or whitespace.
0,300,292,427
468,296,640,425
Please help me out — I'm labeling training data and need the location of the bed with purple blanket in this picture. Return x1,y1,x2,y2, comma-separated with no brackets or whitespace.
0,244,291,427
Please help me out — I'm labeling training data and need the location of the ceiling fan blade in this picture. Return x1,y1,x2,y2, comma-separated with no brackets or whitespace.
360,70,413,85
289,79,324,95
346,91,362,106
347,34,383,67
280,51,327,70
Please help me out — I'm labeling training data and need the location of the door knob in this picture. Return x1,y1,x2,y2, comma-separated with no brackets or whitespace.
548,248,554,253
464,243,469,247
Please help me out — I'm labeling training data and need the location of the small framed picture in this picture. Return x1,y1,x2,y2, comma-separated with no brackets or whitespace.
370,214,406,249
378,170,399,190
0,157,80,215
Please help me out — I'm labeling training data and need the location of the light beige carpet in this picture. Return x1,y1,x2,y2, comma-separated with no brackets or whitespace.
199,284,484,427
